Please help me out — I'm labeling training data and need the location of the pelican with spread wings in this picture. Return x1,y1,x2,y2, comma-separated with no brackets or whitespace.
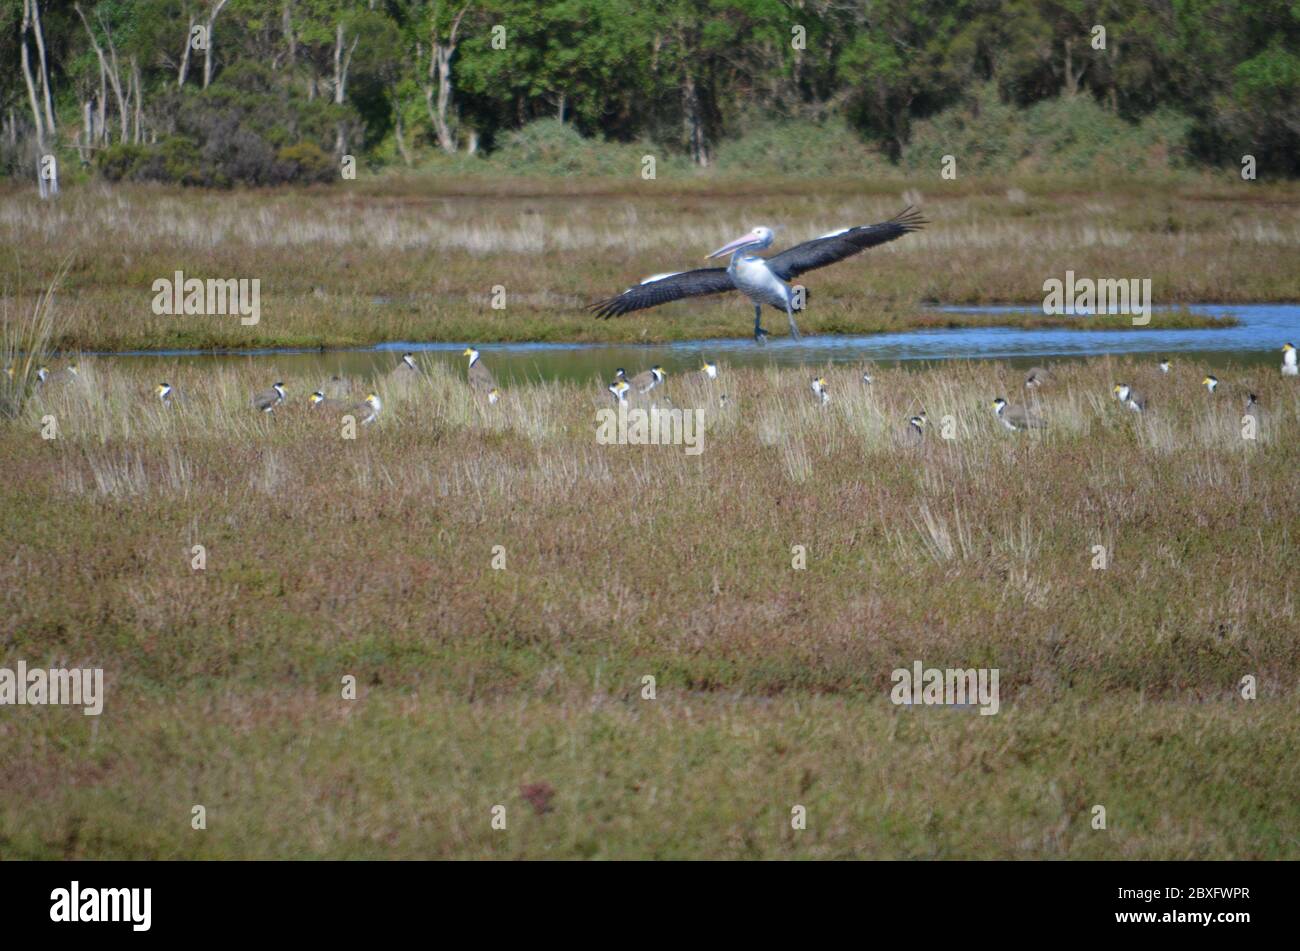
590,207,925,342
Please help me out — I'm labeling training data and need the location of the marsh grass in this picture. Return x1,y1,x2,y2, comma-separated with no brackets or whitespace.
1,354,1297,857
2,176,1294,351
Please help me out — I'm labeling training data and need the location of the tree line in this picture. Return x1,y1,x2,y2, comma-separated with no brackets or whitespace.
4,0,1298,185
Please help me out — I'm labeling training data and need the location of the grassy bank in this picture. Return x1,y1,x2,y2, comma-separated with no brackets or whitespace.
4,175,1296,352
2,356,1297,858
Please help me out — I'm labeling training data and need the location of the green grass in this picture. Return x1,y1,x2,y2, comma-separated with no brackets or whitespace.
1,355,1297,858
3,174,1295,352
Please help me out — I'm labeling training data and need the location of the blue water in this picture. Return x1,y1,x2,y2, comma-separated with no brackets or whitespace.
94,304,1298,383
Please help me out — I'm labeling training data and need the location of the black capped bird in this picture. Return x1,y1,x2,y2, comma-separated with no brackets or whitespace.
1202,375,1219,394
992,397,1044,431
253,382,287,413
609,379,631,405
810,377,830,406
898,411,928,446
1024,366,1051,388
700,360,719,381
1159,359,1171,374
350,393,382,425
1282,343,1297,377
464,348,496,393
390,352,420,376
629,366,666,394
155,383,174,405
309,390,349,411
1112,383,1145,413
590,207,926,343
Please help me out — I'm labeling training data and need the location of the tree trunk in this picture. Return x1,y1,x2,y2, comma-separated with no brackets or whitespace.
333,24,359,105
204,0,229,90
394,99,412,166
28,0,57,136
425,5,469,155
19,20,45,151
682,72,707,167
179,15,194,87
132,58,143,143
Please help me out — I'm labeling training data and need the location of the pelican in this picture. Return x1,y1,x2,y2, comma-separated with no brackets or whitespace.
591,207,926,342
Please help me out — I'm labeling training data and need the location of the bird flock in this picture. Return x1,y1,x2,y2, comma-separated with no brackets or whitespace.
13,342,1295,439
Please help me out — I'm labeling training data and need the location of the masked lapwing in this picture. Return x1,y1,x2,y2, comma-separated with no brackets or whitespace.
320,374,353,399
156,383,174,405
1024,366,1051,388
861,371,873,386
253,381,287,413
1202,375,1219,394
700,360,719,381
34,365,51,384
810,377,830,406
1243,392,1261,422
898,411,928,446
309,390,349,411
1282,343,1297,377
1112,383,1145,413
487,388,501,405
464,347,496,393
609,379,631,404
629,366,666,394
1159,359,1171,374
992,397,1044,431
390,352,420,376
349,393,382,425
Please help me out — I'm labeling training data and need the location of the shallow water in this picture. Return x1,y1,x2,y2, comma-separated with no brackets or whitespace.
93,304,1298,385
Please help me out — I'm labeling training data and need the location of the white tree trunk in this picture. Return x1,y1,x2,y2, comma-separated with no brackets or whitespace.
203,0,229,90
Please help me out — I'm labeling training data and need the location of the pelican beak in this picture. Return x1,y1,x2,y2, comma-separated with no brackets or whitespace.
707,230,760,260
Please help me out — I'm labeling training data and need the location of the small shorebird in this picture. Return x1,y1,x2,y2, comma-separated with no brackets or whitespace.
810,377,830,405
1024,366,1051,388
464,348,496,393
1112,383,1145,413
629,366,666,394
253,382,287,413
992,397,1044,431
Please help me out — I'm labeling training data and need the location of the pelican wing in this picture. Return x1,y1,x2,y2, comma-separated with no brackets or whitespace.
764,207,926,281
590,268,735,318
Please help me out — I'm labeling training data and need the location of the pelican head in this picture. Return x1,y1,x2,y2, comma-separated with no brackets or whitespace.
708,226,774,260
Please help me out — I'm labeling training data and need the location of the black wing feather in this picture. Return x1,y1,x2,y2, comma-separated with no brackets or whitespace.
590,267,735,318
764,206,926,282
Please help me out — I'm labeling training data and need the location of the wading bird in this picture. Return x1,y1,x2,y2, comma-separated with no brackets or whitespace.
590,207,926,342
1024,366,1051,388
992,397,1044,431
1112,383,1145,413
629,366,666,394
253,382,286,413
464,348,496,393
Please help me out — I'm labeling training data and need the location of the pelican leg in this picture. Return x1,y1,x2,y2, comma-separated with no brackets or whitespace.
784,299,802,341
753,305,770,345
